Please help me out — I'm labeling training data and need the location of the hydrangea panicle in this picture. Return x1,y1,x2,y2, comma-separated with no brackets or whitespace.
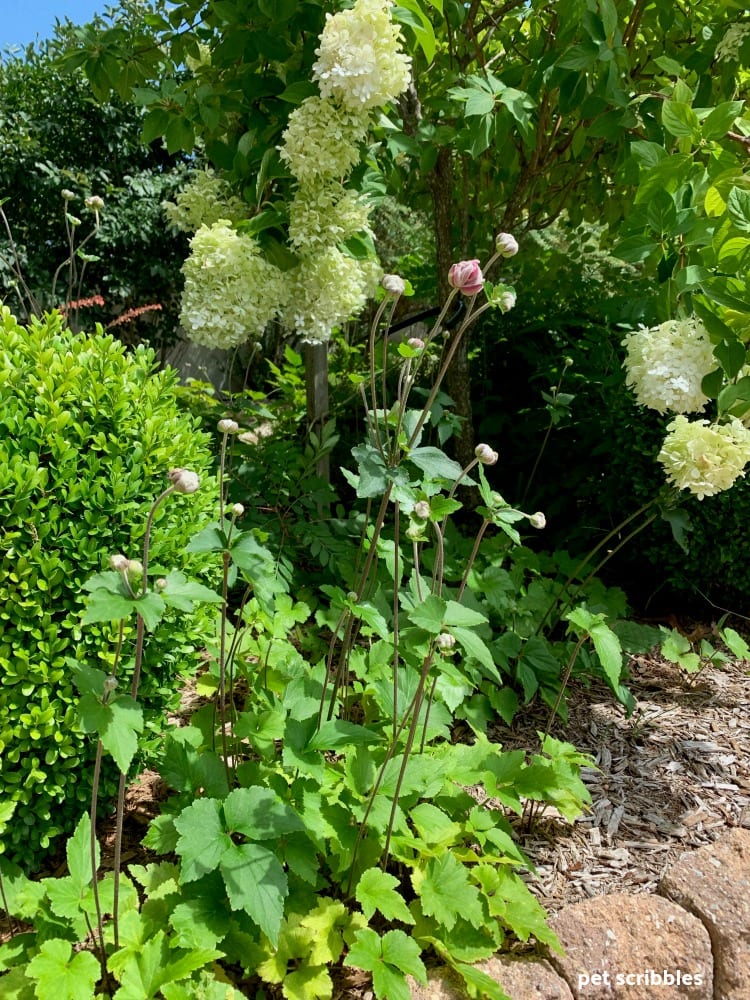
281,248,375,343
313,0,412,111
658,415,750,499
164,169,248,233
623,317,715,414
280,97,369,184
180,221,284,349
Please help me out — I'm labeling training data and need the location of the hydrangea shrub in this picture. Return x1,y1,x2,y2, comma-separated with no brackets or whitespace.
0,307,216,868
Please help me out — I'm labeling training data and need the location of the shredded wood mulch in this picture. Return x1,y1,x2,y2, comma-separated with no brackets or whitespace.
493,637,750,917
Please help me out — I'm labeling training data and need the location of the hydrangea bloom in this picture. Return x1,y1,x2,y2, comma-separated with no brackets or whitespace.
163,170,248,233
180,221,284,349
280,97,369,184
312,0,412,111
289,184,372,251
622,318,715,414
281,248,373,343
658,415,750,499
715,23,750,63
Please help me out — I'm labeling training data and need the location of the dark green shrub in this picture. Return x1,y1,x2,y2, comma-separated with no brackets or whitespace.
0,307,216,869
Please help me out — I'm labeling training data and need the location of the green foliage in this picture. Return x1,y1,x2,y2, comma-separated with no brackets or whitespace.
0,32,188,346
0,307,215,868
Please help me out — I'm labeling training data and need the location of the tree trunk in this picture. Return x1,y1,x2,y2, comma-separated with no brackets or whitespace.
304,340,330,488
429,147,476,470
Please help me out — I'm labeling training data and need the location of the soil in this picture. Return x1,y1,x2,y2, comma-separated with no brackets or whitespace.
12,619,750,999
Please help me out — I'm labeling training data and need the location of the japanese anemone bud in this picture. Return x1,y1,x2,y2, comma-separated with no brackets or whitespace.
436,632,456,651
407,337,425,350
126,559,143,579
61,189,75,201
168,467,201,494
238,430,259,445
85,195,104,212
232,503,245,517
382,274,406,296
218,418,239,434
529,511,546,529
495,232,519,258
475,443,499,465
414,500,431,520
498,290,516,312
448,259,484,296
109,553,129,572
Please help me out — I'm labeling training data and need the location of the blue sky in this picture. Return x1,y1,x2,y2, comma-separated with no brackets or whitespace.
1,1,107,50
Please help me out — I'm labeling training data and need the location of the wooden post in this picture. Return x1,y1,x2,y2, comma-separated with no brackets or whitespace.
304,340,330,487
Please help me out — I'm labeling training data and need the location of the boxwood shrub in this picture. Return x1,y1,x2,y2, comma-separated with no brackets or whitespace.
0,307,216,869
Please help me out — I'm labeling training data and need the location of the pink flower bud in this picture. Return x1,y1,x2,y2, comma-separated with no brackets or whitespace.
414,500,431,519
495,232,519,258
218,418,239,434
109,553,129,572
448,260,483,296
407,337,425,350
382,274,406,296
168,467,201,494
474,443,498,465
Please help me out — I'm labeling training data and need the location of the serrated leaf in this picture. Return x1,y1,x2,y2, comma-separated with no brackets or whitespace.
660,628,701,672
307,720,381,751
219,842,287,945
299,900,350,965
78,694,143,773
415,854,484,930
722,626,750,660
345,928,426,1000
174,798,231,882
454,962,512,1000
81,588,138,624
26,940,99,1000
160,571,223,611
443,601,487,627
727,187,750,233
283,966,333,1000
406,593,446,633
356,868,415,924
452,626,498,678
408,446,464,482
223,786,304,840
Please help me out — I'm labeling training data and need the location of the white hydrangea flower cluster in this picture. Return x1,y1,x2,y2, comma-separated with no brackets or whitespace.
622,318,715,414
164,169,248,233
279,97,370,184
714,22,750,63
180,221,284,349
658,415,750,499
281,248,373,343
289,185,372,251
312,0,412,111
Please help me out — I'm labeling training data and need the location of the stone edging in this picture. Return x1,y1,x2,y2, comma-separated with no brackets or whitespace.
408,827,750,999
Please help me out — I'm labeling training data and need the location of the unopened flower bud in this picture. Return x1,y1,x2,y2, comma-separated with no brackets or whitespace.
238,430,259,445
448,259,483,296
498,290,516,312
347,591,359,603
126,559,143,579
231,502,245,517
168,467,201,494
218,418,239,434
529,511,546,529
109,553,129,572
475,443,499,465
495,232,519,258
155,577,168,590
85,195,104,212
406,522,425,541
414,500,431,520
382,274,406,296
564,357,574,368
61,189,75,201
102,675,118,697
407,337,425,350
436,632,456,651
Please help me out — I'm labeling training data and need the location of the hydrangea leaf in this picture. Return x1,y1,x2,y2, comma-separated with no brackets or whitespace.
25,940,99,1000
413,854,484,930
355,868,414,924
